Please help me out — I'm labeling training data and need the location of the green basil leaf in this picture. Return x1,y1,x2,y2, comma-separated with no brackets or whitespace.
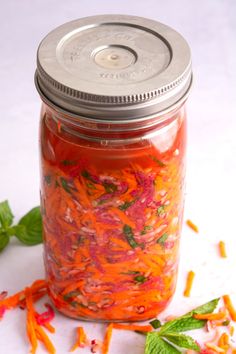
15,207,43,245
157,233,168,246
187,297,220,316
149,319,162,329
119,200,134,211
134,275,147,283
0,233,10,252
0,200,14,229
60,177,77,194
123,225,139,249
149,155,166,167
161,333,200,351
159,316,206,334
159,298,220,334
157,206,165,216
145,333,181,354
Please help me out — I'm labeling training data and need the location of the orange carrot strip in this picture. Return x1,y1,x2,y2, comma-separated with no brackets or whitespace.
25,283,55,354
183,270,195,297
43,322,56,334
35,325,56,354
0,279,47,310
218,241,227,258
205,342,225,353
70,326,87,351
223,295,236,321
186,219,199,233
230,326,235,336
194,313,226,321
25,287,38,354
112,323,153,332
102,323,113,354
218,332,229,349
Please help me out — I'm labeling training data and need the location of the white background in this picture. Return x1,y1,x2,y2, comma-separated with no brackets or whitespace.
0,0,236,353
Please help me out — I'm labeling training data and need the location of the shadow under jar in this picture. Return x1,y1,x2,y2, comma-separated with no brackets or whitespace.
35,15,192,322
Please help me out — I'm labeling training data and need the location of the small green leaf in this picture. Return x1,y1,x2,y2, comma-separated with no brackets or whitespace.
0,233,10,252
141,225,152,235
187,297,220,316
161,333,200,351
60,177,77,194
15,207,43,245
149,155,166,167
103,182,117,194
149,319,162,329
145,333,181,354
134,275,147,284
81,170,90,179
119,200,134,211
157,206,165,216
63,290,81,301
0,200,14,229
61,159,76,166
157,233,168,246
159,298,220,334
159,316,206,334
123,225,139,249
81,170,97,183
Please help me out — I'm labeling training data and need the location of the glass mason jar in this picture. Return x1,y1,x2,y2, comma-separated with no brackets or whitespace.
35,15,192,322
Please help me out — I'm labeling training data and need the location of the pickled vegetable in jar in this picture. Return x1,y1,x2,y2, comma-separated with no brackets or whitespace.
35,15,192,322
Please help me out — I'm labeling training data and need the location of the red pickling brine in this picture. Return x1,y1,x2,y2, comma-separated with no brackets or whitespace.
36,15,192,321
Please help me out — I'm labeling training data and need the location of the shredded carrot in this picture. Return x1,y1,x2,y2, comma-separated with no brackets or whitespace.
0,279,47,311
112,323,153,332
70,326,88,351
183,270,195,297
43,322,56,334
205,342,225,353
218,332,229,349
223,295,236,321
24,283,55,354
193,312,226,321
186,219,199,233
41,113,186,321
102,323,113,354
35,325,56,354
218,241,227,258
230,326,235,336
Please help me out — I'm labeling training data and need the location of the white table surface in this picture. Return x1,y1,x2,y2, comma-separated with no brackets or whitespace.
1,0,236,353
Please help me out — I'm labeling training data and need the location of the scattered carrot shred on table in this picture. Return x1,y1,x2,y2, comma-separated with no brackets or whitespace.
218,332,229,350
194,312,226,321
230,326,235,336
112,323,153,332
25,283,56,354
186,219,199,233
102,323,113,354
218,241,227,258
223,295,236,321
184,270,195,297
205,342,225,353
70,326,88,351
2,280,236,353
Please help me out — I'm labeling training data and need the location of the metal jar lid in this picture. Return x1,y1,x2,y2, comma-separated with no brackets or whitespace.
35,15,192,120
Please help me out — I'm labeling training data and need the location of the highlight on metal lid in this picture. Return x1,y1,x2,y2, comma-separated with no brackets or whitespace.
35,14,192,120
